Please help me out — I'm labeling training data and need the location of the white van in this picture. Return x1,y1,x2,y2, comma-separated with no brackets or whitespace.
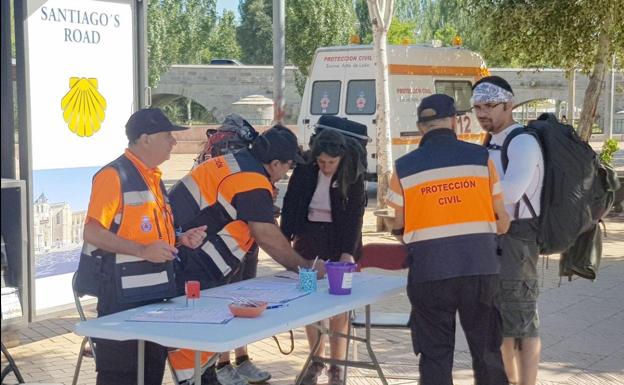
298,44,489,180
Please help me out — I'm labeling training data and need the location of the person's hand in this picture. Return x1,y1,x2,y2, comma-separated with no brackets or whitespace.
339,253,355,264
178,225,207,249
139,240,177,263
314,261,326,279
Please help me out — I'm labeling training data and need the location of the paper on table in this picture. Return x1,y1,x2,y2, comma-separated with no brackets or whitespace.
127,306,234,324
202,275,309,304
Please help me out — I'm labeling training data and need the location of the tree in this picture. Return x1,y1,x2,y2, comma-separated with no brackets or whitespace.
147,0,217,87
286,0,355,94
148,0,181,86
209,10,242,60
394,0,420,21
387,18,416,45
174,0,218,64
367,0,395,231
355,0,373,44
238,0,273,64
466,0,624,140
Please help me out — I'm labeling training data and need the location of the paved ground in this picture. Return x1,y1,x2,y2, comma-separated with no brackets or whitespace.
2,152,623,385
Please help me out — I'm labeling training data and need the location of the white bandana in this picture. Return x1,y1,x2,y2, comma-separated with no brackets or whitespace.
471,82,514,105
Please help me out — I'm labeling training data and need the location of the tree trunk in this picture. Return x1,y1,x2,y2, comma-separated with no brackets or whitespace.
372,29,393,226
367,0,394,231
578,16,612,142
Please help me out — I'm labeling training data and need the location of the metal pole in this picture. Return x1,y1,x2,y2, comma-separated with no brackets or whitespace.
567,69,576,127
607,54,615,139
136,0,149,108
272,0,285,124
1,0,16,179
15,0,36,322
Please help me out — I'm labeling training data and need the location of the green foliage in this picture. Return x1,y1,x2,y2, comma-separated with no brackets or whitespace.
209,10,242,61
600,138,620,165
465,0,624,70
147,0,217,87
237,0,273,64
286,0,355,80
176,0,218,64
394,0,421,21
160,98,216,125
354,0,373,44
387,18,416,45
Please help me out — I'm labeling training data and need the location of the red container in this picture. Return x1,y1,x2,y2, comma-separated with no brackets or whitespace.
185,280,201,299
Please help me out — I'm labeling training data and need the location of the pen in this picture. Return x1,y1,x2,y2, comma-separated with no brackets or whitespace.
173,253,181,263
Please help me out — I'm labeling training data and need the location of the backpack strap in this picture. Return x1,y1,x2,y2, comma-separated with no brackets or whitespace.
498,126,538,219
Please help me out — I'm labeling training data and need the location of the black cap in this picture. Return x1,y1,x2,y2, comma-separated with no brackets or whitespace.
417,94,461,123
125,108,187,140
252,125,305,164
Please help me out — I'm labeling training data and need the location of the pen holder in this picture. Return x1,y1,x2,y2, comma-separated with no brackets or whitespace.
299,269,317,293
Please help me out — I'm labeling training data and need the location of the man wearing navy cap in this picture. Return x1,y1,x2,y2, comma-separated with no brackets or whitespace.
167,124,323,385
386,94,510,384
76,108,208,384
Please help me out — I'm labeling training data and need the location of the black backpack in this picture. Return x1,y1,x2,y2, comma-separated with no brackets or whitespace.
194,114,259,166
494,113,598,255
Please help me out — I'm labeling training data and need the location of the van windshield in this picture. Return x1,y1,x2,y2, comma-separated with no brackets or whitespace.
435,81,472,112
346,80,376,115
311,81,341,115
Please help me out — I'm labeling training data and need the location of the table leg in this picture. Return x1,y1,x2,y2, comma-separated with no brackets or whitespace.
137,340,145,385
342,312,353,385
195,350,202,385
294,322,323,385
363,305,388,385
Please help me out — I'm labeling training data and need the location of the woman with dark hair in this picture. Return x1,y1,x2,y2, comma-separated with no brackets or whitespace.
281,127,367,385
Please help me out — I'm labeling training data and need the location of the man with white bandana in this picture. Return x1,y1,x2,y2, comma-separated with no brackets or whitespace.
472,76,544,385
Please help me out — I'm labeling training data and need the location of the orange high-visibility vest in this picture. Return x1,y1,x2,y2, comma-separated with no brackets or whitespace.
76,154,176,302
388,129,503,283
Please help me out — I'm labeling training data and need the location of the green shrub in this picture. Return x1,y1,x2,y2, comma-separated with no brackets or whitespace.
600,139,620,165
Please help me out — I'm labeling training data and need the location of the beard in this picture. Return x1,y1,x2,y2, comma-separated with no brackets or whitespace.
478,118,494,132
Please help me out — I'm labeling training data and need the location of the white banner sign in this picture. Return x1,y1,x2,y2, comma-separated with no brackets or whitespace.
26,0,136,170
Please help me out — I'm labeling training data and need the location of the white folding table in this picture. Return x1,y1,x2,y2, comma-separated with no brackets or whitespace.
74,272,406,385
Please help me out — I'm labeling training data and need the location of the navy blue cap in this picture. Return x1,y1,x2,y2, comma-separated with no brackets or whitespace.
417,94,462,123
252,125,305,164
125,108,187,140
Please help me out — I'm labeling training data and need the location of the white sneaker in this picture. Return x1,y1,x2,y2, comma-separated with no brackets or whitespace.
217,364,248,385
235,360,271,383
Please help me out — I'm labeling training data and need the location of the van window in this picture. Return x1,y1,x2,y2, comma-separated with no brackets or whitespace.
346,80,376,115
311,81,341,115
434,81,472,112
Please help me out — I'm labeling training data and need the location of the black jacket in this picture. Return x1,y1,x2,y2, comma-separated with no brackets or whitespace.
280,163,366,258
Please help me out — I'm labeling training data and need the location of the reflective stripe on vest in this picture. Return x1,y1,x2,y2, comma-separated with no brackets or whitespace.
169,151,271,279
168,350,215,382
78,154,176,303
398,162,497,245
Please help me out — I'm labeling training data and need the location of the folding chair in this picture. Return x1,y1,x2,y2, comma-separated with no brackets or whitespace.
71,272,193,385
71,271,97,385
350,243,410,360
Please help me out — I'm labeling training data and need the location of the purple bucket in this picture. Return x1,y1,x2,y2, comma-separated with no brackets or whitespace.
325,262,357,295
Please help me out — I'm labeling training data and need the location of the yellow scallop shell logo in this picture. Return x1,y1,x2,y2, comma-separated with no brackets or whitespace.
61,77,107,137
